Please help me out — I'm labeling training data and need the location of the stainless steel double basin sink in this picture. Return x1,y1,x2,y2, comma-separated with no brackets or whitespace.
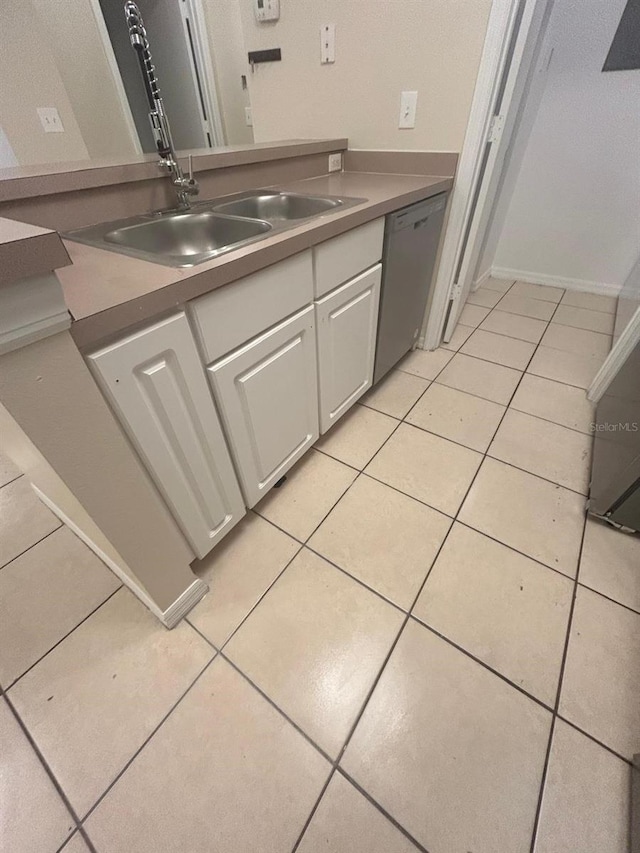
64,190,365,268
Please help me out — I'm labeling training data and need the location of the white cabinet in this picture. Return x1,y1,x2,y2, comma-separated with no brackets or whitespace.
315,264,382,433
208,306,319,507
88,312,245,559
313,218,384,297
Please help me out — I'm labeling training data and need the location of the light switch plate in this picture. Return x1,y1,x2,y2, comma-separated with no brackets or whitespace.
399,91,418,129
37,107,64,133
321,24,335,64
328,153,342,172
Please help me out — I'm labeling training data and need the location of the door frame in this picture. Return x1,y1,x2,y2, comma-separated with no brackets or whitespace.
422,0,551,349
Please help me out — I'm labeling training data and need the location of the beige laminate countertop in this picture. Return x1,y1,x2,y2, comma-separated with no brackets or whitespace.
0,216,71,286
59,171,452,350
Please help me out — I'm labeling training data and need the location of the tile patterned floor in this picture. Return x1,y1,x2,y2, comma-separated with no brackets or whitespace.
1,278,638,852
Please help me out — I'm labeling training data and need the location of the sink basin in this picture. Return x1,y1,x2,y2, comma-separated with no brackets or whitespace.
103,212,271,267
212,192,342,221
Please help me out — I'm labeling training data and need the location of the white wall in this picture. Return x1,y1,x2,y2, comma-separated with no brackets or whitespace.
484,0,640,292
238,0,492,151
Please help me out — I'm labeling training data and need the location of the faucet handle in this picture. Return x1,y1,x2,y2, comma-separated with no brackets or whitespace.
188,154,194,183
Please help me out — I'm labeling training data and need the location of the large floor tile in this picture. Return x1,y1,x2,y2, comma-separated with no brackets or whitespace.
414,523,572,705
527,346,603,390
84,658,330,853
297,772,419,853
341,620,551,853
0,452,20,487
461,328,536,370
466,287,503,308
479,309,547,343
225,548,403,757
406,382,505,452
361,369,429,419
552,304,615,334
534,719,630,853
561,290,618,314
497,292,556,321
189,513,300,647
541,323,611,359
510,374,596,434
256,449,356,540
579,518,640,612
396,347,453,380
366,422,482,516
489,409,593,494
510,281,564,303
309,476,451,609
0,526,120,687
8,588,213,816
459,458,585,578
482,276,515,294
437,352,522,405
0,699,75,852
316,406,398,470
560,586,640,759
440,323,474,351
0,477,60,568
458,303,491,328
61,833,90,852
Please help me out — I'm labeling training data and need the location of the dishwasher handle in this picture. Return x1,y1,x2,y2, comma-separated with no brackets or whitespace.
389,193,447,233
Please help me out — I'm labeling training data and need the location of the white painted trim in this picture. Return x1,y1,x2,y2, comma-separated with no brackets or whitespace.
32,485,208,628
588,305,640,404
87,0,143,156
183,0,226,147
472,268,492,291
423,0,524,350
491,265,622,296
0,312,70,357
0,273,71,356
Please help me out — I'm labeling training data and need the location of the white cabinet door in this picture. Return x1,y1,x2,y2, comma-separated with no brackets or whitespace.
88,312,245,559
208,306,319,507
315,264,382,433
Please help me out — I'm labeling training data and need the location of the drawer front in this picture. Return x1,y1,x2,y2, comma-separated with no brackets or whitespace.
316,264,382,433
189,250,313,364
208,306,319,508
88,313,245,559
313,218,384,297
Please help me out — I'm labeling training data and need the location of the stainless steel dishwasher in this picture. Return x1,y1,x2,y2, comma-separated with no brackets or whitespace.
373,193,448,384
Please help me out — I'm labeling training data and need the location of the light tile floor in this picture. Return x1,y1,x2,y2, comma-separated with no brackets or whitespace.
1,278,639,852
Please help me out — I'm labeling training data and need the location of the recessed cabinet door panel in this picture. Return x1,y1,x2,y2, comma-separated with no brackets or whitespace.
208,306,319,508
316,264,382,433
88,312,245,559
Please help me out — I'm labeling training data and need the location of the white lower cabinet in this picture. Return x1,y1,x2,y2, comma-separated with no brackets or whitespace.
208,306,319,508
315,264,382,433
88,312,245,559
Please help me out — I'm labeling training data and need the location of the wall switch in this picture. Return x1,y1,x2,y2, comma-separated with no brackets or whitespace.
37,107,64,133
321,24,335,64
244,106,253,127
398,91,418,129
328,152,342,172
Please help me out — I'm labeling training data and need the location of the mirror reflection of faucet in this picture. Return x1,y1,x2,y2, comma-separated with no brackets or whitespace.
123,1,199,210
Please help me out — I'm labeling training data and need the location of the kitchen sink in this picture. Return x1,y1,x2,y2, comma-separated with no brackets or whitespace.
212,192,342,221
104,211,271,267
64,190,366,267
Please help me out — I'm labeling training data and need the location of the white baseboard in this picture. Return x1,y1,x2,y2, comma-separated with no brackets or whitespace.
32,485,208,628
588,305,640,403
491,266,622,297
471,268,492,291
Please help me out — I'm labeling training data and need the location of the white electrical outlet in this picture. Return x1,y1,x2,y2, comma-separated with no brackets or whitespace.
244,107,253,127
37,107,64,133
398,91,418,129
321,24,335,64
328,153,342,172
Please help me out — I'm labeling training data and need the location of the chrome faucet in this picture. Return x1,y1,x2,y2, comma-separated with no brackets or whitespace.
124,1,199,210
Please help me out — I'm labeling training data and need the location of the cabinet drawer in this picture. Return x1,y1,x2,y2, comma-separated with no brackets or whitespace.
88,313,245,559
208,306,319,508
316,264,382,433
189,250,313,363
313,218,384,297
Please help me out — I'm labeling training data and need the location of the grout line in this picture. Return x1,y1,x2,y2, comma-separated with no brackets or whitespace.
0,522,64,573
6,586,123,692
554,714,634,767
78,653,218,826
2,692,92,851
574,581,640,618
0,472,24,490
